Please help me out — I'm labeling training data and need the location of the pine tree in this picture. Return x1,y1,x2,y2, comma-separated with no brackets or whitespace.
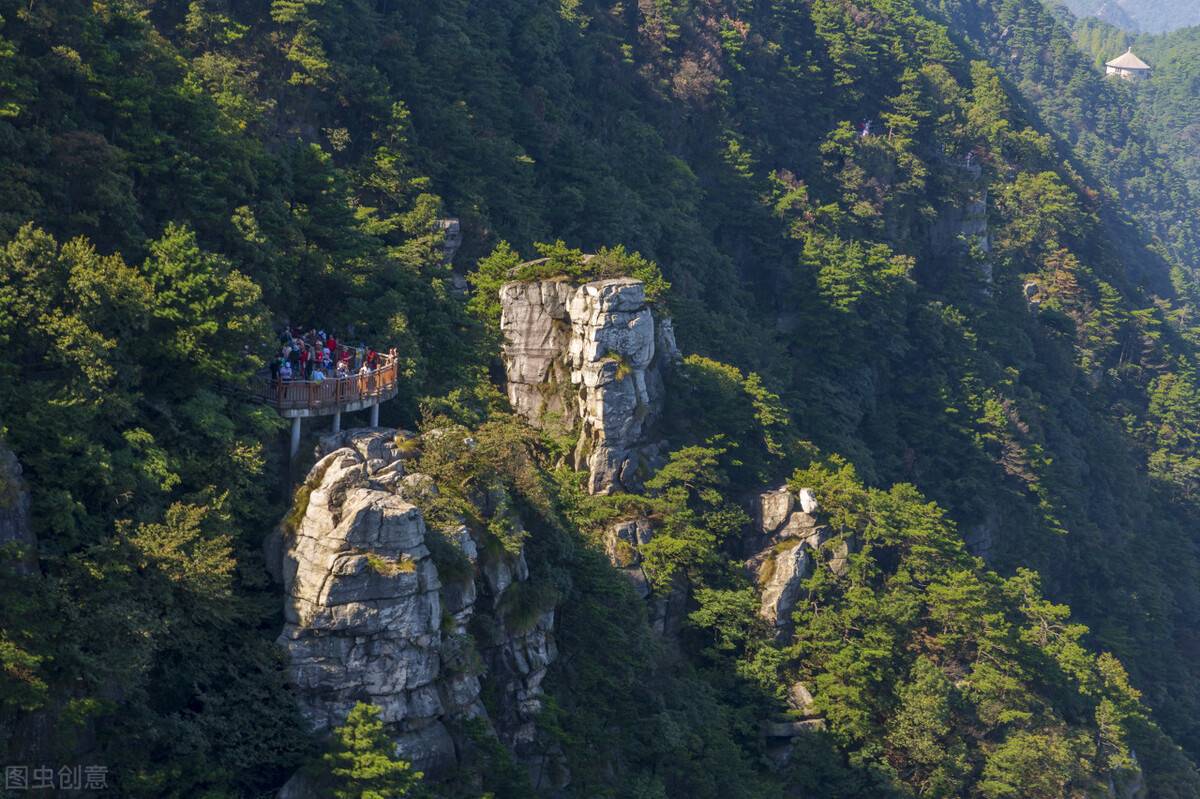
321,702,422,799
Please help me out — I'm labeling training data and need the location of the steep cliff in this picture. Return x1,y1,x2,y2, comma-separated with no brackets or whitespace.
272,429,558,787
500,276,678,495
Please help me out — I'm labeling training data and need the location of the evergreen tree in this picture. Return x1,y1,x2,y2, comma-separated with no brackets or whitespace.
321,703,422,799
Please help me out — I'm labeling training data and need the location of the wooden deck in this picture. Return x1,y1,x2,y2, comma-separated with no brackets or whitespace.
258,349,400,418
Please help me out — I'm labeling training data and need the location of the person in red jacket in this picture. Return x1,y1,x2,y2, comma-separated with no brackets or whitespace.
326,334,337,356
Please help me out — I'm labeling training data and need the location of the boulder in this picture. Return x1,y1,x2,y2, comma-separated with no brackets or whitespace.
828,538,853,577
746,486,841,630
316,428,405,475
778,510,823,542
604,518,654,567
649,574,689,637
788,682,818,716
395,722,457,777
498,280,578,425
619,566,653,599
262,527,285,584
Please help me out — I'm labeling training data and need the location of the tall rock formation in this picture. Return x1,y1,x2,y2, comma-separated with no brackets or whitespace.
500,276,678,495
273,429,559,788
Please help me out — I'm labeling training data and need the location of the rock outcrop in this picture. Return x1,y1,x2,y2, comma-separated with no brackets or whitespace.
747,486,846,628
930,161,991,285
274,429,560,785
278,442,462,771
500,276,678,495
0,444,35,574
757,542,815,627
604,518,655,599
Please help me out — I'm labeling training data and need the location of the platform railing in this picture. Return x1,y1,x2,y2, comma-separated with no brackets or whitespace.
259,349,399,413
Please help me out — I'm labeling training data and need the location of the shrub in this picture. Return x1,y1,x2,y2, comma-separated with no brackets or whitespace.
364,552,415,576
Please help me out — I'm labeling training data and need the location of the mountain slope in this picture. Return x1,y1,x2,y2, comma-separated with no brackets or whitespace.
3,0,1200,796
1057,0,1200,32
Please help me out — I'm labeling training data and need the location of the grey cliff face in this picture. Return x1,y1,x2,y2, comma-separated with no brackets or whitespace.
0,444,35,575
500,276,678,495
275,429,559,783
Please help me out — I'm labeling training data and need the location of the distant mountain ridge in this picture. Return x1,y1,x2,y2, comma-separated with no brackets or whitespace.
1057,0,1200,32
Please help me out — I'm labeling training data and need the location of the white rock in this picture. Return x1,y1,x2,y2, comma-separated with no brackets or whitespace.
279,440,445,735
500,275,676,495
757,488,794,534
278,426,561,787
758,542,812,627
788,681,817,716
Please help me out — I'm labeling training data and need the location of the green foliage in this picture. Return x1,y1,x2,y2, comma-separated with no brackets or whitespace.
780,460,1169,797
320,702,422,799
6,0,1200,796
637,442,749,590
0,551,50,715
364,552,415,576
495,578,559,634
468,240,670,330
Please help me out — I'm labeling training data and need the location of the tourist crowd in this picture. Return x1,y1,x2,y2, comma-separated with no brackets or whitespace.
269,328,383,384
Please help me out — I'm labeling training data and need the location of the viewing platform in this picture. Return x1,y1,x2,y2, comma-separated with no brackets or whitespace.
258,348,400,457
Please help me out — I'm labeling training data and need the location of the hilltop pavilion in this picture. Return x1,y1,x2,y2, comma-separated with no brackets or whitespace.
1106,48,1151,81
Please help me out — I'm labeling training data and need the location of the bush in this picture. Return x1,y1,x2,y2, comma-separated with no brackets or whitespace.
468,240,671,327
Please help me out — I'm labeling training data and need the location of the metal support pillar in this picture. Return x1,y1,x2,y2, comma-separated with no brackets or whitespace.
332,410,341,434
369,401,380,427
290,417,302,460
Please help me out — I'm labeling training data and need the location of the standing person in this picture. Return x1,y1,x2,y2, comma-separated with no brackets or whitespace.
280,360,293,381
304,348,315,380
309,364,323,405
326,333,337,358
270,356,281,386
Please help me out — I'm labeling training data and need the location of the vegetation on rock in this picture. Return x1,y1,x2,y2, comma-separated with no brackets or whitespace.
4,0,1200,795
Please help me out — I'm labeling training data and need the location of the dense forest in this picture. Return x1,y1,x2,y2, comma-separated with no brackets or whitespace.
4,0,1200,796
1072,15,1200,211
